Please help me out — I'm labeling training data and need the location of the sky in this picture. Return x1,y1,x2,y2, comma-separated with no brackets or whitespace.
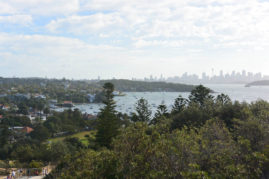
0,0,269,79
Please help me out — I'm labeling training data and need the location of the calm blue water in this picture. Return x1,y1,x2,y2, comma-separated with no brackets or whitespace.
56,84,269,115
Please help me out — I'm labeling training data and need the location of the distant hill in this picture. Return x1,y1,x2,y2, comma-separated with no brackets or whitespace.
98,79,195,92
245,80,269,87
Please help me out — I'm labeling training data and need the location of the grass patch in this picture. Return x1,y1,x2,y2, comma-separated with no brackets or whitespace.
48,131,96,147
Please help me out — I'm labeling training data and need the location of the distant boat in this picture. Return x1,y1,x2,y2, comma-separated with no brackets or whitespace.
113,91,126,96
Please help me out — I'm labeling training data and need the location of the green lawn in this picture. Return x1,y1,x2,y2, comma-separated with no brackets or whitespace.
48,131,96,146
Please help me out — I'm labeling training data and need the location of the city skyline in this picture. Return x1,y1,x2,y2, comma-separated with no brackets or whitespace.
1,69,269,84
133,70,269,84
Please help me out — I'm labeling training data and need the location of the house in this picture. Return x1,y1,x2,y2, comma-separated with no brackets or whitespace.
33,94,46,99
63,101,74,107
83,113,97,120
11,87,18,92
28,112,47,121
9,126,24,130
22,127,34,134
9,126,34,134
15,93,31,100
49,99,58,104
0,105,10,111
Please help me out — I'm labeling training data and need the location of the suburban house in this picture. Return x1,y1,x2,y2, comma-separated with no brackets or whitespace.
33,94,46,99
63,101,74,107
83,113,97,120
9,126,34,134
0,104,10,111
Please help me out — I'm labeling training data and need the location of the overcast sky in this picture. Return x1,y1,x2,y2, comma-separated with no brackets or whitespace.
0,0,269,79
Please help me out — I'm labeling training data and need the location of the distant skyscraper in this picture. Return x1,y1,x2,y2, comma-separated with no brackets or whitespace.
242,70,246,77
160,74,164,81
232,71,236,77
220,70,223,77
202,72,207,80
211,68,214,77
150,75,153,81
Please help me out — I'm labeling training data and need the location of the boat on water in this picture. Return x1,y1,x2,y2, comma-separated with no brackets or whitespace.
113,91,126,96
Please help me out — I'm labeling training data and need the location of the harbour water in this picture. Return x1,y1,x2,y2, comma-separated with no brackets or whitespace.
55,84,269,115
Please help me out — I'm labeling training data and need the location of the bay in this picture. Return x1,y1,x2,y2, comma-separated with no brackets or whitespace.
56,84,269,115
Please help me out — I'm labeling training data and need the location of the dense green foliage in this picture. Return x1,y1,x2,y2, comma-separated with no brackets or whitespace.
99,79,195,92
131,98,152,123
47,85,269,179
96,83,120,148
0,77,100,103
1,84,268,178
0,109,93,164
0,78,195,106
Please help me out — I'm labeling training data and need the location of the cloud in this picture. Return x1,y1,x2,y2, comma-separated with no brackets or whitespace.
41,0,269,50
0,2,16,14
47,13,124,34
0,0,80,16
1,0,269,78
0,33,198,78
0,15,32,25
0,33,143,78
134,39,184,48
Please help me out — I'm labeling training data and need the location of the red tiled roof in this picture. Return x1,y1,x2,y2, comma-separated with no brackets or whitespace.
63,101,72,104
22,127,34,134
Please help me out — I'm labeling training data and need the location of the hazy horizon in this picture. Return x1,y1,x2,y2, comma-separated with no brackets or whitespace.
1,0,269,79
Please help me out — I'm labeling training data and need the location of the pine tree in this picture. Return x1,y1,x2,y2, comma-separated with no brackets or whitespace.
131,98,152,123
188,85,213,106
151,102,169,125
96,83,120,148
171,95,187,114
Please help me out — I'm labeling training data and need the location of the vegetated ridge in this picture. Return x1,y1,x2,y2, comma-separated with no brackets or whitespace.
98,79,195,92
245,80,269,87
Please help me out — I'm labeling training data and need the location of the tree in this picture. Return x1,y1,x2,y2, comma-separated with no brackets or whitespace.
131,98,152,123
151,103,169,125
188,85,213,106
49,149,118,179
30,125,51,141
0,126,11,146
96,83,120,148
171,103,207,129
171,95,187,114
215,93,231,105
49,141,70,162
44,107,50,117
18,103,29,115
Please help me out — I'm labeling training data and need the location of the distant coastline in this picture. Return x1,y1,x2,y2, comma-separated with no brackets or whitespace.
245,80,269,87
98,79,196,92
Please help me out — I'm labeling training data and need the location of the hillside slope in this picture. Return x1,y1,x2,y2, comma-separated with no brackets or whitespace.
98,79,195,92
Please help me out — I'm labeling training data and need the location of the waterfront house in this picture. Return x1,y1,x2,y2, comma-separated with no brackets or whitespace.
63,101,74,107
